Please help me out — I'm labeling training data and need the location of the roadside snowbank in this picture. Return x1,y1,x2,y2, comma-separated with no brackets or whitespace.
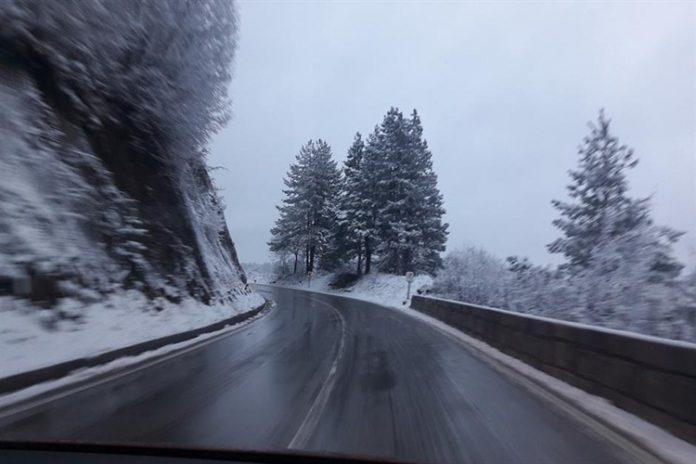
0,303,270,410
0,290,264,378
270,271,433,309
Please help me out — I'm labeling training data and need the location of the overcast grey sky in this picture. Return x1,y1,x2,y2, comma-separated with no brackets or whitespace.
209,1,696,268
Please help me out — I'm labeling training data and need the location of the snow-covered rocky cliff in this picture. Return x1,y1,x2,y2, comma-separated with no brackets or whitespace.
0,2,258,328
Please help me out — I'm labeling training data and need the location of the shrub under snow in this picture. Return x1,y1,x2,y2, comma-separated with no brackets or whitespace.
432,247,507,308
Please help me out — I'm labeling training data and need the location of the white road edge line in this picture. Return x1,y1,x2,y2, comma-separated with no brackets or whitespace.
287,296,347,450
0,304,273,421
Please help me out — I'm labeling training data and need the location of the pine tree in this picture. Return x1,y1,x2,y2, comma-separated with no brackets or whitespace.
549,110,645,268
548,110,683,280
363,108,448,275
355,127,387,274
268,140,341,274
269,204,304,274
305,140,342,271
408,110,448,272
373,108,413,273
337,133,367,273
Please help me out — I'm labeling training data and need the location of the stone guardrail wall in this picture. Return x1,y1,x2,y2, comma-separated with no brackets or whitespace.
410,295,696,444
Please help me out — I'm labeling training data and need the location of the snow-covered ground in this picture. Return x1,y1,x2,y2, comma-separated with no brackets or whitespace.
264,271,433,309
0,290,264,378
0,302,271,410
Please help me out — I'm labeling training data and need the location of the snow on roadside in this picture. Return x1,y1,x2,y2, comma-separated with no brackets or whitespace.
339,273,432,308
268,271,433,309
0,303,270,410
0,290,264,378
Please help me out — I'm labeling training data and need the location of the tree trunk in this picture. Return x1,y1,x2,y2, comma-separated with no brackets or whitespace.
305,242,310,272
308,245,316,272
364,236,372,274
293,252,298,274
356,250,363,275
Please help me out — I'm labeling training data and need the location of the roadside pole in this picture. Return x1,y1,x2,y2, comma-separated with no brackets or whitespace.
404,271,414,305
307,270,313,288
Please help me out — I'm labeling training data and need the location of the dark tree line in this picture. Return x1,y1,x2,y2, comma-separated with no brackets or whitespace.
269,107,448,276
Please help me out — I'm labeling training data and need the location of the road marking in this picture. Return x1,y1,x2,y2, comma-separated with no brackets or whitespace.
287,295,347,450
0,305,273,423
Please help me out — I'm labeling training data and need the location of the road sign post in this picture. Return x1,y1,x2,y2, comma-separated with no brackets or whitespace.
404,271,414,305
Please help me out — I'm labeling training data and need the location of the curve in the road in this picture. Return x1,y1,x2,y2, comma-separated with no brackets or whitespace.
0,285,643,464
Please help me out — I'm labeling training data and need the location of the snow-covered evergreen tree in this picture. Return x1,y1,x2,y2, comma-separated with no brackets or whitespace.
336,133,367,273
548,110,682,279
356,127,383,274
269,145,312,275
546,110,685,328
269,140,341,273
569,213,684,329
408,110,448,272
268,203,304,275
361,108,448,275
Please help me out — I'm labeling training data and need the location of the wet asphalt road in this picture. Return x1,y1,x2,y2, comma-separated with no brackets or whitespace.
0,285,635,463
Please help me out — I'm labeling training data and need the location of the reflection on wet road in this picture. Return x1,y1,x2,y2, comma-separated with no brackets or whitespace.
0,285,635,463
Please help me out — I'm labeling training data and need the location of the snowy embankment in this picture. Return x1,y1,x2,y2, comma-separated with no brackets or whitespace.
0,71,264,381
262,271,432,309
1,291,264,379
0,8,263,386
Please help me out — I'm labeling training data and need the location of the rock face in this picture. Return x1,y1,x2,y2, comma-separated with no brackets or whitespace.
0,61,248,308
